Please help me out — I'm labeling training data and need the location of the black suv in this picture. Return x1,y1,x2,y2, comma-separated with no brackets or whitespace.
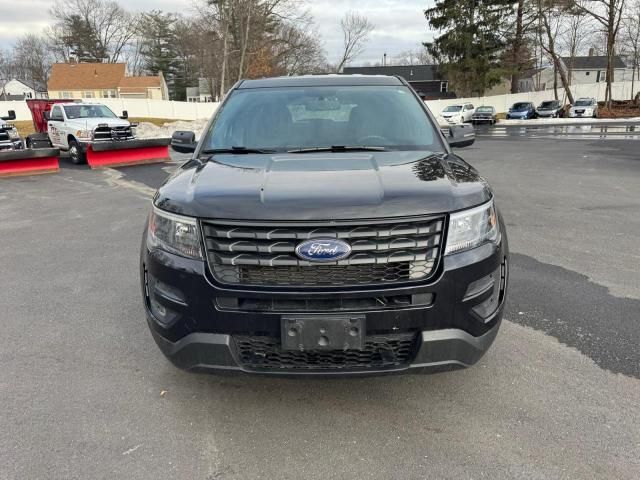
141,75,508,376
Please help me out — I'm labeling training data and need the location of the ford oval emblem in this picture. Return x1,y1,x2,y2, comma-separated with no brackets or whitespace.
295,238,352,262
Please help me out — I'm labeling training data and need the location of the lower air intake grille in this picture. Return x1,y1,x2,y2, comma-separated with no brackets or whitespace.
234,333,419,370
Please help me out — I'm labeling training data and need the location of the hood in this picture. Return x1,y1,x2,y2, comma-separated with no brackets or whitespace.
154,151,492,220
441,111,460,117
66,118,131,130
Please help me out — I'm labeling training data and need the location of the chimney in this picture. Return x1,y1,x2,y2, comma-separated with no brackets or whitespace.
588,47,594,57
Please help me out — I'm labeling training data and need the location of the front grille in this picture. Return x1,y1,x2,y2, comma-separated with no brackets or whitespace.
93,125,133,141
201,217,444,287
234,333,418,370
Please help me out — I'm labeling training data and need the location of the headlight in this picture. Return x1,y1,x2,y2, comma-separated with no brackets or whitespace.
444,200,500,255
147,205,202,259
76,129,92,140
8,127,19,140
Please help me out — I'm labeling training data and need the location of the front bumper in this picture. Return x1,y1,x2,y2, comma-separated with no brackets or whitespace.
148,321,502,376
141,223,509,376
506,113,531,119
0,139,24,151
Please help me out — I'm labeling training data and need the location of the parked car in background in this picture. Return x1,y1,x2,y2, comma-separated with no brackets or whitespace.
536,100,564,118
568,98,598,118
440,103,475,124
506,102,536,120
471,106,497,125
0,110,23,151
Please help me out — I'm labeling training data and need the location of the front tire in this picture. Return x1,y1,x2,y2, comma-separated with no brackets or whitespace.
68,139,86,165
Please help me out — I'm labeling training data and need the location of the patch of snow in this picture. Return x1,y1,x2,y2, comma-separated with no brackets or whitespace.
135,119,208,140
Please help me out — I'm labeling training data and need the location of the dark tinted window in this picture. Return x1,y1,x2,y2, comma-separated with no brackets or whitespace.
539,101,559,108
203,86,442,152
50,106,63,120
64,105,117,119
512,102,532,110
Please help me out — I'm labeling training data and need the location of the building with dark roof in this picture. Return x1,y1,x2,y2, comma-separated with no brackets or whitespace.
342,65,452,99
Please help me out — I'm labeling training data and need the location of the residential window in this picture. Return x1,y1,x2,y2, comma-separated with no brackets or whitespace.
83,91,95,99
101,90,116,98
61,91,72,99
440,82,448,93
585,71,590,76
596,70,606,82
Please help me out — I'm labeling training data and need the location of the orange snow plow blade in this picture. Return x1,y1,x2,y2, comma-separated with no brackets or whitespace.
86,138,172,169
0,148,60,178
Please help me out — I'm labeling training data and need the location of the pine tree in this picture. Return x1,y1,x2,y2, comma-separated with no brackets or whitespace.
425,0,513,96
139,11,180,98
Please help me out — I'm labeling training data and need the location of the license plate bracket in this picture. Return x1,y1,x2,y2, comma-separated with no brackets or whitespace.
281,315,365,351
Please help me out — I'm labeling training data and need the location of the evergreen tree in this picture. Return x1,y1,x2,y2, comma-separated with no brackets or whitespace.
425,0,513,96
62,15,108,62
138,11,180,98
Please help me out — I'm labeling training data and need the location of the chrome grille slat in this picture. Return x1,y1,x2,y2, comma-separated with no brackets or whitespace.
201,217,444,287
93,126,134,141
206,235,440,254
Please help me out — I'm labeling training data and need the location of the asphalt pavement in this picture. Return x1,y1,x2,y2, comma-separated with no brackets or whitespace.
1,134,638,479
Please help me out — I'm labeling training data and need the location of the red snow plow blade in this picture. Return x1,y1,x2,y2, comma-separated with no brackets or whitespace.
0,148,60,178
86,138,172,169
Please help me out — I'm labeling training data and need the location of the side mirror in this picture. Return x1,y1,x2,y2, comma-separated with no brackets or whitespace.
171,130,197,153
120,110,129,119
43,111,51,121
1,110,16,121
447,124,475,148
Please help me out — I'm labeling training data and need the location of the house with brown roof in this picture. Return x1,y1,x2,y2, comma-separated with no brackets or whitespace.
47,63,168,100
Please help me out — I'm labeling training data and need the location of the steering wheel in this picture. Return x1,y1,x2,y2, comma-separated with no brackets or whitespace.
357,135,388,145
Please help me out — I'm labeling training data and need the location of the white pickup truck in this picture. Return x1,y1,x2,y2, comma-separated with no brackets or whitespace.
43,103,135,164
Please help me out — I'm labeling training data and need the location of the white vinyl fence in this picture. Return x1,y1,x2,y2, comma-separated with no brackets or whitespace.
0,98,220,122
1,80,638,123
425,81,640,114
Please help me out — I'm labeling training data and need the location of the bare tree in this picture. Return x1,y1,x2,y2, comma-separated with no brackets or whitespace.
622,0,640,100
536,0,575,103
571,0,627,107
558,1,594,85
49,0,139,63
392,46,434,66
336,12,374,72
12,34,55,89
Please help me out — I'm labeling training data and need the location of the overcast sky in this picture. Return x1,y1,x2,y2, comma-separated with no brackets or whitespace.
0,0,434,65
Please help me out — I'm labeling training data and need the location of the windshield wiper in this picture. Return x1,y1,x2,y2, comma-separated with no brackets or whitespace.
287,145,386,153
200,146,276,155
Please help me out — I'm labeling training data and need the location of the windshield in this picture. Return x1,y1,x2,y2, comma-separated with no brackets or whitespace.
574,99,593,107
202,85,441,152
64,105,118,120
443,105,462,112
539,101,558,109
476,107,493,113
512,103,531,111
